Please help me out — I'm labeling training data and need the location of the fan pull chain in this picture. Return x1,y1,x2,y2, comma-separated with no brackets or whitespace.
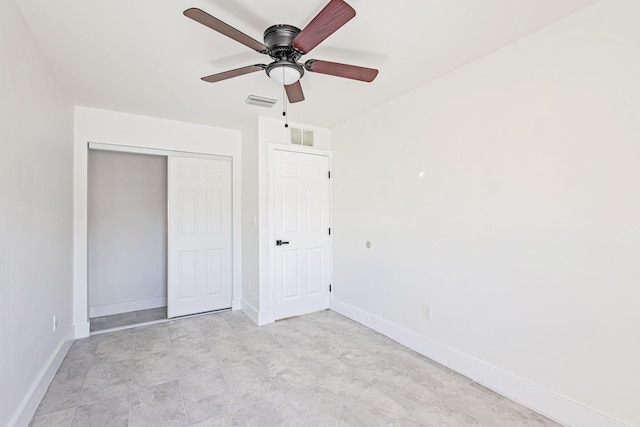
282,81,289,128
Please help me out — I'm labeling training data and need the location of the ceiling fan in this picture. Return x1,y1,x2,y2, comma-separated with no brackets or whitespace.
184,0,379,103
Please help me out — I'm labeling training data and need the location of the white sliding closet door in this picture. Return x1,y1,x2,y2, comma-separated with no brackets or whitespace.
168,156,232,318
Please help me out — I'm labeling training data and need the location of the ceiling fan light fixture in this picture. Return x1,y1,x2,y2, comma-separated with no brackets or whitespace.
266,62,304,85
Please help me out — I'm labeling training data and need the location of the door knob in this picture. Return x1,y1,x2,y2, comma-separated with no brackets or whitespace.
276,240,290,246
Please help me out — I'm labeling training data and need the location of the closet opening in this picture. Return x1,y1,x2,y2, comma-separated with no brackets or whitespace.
88,149,168,332
87,145,235,333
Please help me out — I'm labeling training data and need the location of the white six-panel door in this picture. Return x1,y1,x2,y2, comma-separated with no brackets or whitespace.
168,156,232,318
274,150,331,320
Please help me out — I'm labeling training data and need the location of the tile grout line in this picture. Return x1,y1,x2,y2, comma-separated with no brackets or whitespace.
128,329,136,427
67,342,93,424
211,313,248,424
168,321,190,426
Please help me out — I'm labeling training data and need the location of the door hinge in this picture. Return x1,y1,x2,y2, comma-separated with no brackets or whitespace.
329,284,332,292
328,171,331,179
328,227,331,235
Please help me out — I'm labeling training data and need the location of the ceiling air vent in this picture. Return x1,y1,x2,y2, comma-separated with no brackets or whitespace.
245,95,277,108
290,127,314,146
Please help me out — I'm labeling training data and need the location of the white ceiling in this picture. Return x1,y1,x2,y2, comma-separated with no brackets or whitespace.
15,0,599,129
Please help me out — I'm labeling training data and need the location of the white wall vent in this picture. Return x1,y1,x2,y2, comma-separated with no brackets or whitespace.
290,127,314,146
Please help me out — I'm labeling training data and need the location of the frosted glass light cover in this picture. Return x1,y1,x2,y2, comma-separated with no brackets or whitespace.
269,65,302,85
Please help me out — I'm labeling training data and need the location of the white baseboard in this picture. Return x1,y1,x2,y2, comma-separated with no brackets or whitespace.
241,299,259,325
232,298,241,311
74,321,90,339
241,299,273,326
331,299,628,427
89,296,166,318
11,326,74,427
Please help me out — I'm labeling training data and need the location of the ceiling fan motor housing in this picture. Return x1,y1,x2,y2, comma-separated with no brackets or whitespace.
264,25,302,59
263,24,305,82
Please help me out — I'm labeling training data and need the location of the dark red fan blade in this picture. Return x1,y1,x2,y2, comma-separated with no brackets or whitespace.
285,81,305,103
305,60,378,82
184,8,267,53
293,0,356,54
201,65,264,83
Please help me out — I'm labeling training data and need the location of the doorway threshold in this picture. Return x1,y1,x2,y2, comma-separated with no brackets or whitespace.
89,307,232,336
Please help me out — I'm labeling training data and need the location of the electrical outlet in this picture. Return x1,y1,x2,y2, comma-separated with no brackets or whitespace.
422,304,432,320
247,279,252,290
52,315,58,332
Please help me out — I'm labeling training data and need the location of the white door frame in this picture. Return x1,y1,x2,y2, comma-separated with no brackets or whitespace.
267,143,333,324
81,142,240,333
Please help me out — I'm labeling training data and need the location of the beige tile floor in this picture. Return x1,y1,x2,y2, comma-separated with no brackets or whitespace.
90,307,167,332
31,310,563,426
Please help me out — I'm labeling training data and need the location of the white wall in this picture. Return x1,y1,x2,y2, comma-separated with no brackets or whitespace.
88,150,167,317
240,122,260,318
0,0,74,425
74,107,242,335
331,0,639,425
